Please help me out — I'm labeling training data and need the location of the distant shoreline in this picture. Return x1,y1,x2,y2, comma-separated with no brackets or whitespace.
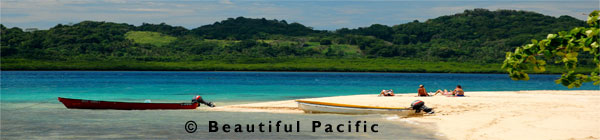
0,70,588,76
1,69,507,73
2,69,575,75
2,58,595,74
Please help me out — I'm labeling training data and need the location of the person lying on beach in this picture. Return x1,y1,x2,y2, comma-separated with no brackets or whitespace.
418,85,430,96
433,89,452,96
378,89,395,96
453,85,465,96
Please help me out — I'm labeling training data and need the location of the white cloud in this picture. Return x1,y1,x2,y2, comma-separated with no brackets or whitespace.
1,0,597,30
103,0,127,4
219,0,234,5
426,1,597,21
119,8,170,12
482,2,596,20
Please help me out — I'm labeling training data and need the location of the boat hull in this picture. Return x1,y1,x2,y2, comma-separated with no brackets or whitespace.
58,97,198,110
296,100,414,115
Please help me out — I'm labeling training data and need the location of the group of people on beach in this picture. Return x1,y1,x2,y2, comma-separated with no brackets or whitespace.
378,85,464,97
419,85,464,96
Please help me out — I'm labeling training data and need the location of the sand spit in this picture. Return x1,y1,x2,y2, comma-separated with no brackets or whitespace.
208,90,600,140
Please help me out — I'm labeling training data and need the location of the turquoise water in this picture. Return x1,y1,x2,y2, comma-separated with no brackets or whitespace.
1,103,440,139
1,71,598,139
1,71,598,103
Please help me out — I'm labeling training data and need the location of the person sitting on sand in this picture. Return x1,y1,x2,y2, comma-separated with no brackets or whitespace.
378,89,395,96
433,89,452,96
418,85,429,96
453,85,465,96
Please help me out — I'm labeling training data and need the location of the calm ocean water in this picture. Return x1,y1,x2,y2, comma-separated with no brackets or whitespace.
1,71,597,139
1,71,598,103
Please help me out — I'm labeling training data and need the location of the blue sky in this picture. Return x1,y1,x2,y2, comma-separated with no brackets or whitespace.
1,0,598,30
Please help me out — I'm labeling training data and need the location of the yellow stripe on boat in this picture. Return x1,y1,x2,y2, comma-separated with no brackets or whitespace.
295,100,409,110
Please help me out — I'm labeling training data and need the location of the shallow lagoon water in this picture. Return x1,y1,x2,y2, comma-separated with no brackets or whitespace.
1,103,440,139
1,71,597,103
1,71,597,139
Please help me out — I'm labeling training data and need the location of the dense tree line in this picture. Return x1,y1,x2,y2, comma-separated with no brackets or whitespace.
190,17,321,40
334,9,588,63
0,9,593,64
137,23,188,36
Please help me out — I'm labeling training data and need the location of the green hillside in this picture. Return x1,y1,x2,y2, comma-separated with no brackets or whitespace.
0,9,595,73
125,31,176,47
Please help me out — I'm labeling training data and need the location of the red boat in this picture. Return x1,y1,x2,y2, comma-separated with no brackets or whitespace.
58,97,207,110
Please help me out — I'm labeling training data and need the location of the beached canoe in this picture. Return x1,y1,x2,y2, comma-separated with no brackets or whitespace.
58,97,198,110
296,100,414,115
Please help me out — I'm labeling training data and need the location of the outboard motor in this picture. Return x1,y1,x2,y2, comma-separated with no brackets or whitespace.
411,100,434,114
192,95,215,107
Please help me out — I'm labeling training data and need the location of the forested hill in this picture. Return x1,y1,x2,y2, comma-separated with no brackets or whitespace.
191,17,321,39
334,9,587,62
340,9,585,43
1,9,594,71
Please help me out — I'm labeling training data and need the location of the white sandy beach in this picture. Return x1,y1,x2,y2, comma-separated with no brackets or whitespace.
209,90,600,140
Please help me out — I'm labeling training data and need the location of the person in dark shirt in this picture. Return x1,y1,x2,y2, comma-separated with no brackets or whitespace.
453,85,465,96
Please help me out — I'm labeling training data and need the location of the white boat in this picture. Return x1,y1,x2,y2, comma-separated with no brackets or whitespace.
296,100,415,115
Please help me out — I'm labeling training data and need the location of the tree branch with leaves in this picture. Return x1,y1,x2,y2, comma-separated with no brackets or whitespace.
502,10,600,88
